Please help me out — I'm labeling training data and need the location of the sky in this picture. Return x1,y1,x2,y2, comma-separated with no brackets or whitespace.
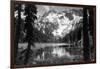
36,5,83,17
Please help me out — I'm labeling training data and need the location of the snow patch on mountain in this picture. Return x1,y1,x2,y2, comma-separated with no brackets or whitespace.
35,10,83,39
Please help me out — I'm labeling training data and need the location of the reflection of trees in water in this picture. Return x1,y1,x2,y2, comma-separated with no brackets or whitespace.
31,44,83,64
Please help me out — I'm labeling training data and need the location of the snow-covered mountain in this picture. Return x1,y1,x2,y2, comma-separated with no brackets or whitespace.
35,9,83,40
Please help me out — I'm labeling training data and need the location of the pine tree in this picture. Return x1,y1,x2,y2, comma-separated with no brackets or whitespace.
24,4,37,64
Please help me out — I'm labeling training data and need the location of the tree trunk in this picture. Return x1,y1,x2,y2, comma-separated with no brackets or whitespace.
24,40,31,64
83,7,90,61
15,4,21,59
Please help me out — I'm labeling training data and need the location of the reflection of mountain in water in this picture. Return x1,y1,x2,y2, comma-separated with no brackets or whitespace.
31,42,83,64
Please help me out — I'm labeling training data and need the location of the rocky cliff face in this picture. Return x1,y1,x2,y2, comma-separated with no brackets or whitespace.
34,9,83,41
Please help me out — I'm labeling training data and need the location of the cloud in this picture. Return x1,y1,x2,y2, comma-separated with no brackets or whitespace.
43,6,50,12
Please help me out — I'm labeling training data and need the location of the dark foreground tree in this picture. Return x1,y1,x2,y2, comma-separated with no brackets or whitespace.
83,7,90,61
14,4,21,61
24,4,37,64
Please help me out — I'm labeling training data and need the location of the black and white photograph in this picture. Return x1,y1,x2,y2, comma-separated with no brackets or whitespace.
11,1,96,68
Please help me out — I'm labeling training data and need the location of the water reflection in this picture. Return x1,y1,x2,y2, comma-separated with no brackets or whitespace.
31,43,83,64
